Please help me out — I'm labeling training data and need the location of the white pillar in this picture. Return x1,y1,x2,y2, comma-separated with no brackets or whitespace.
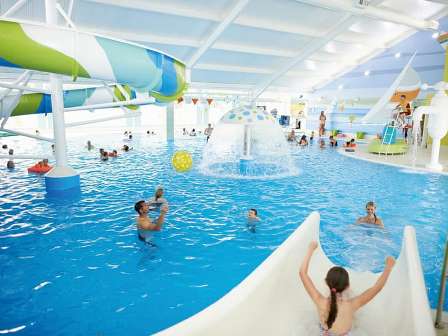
196,104,202,125
44,0,79,194
49,74,68,166
166,103,174,141
243,124,251,157
45,0,58,23
427,139,443,171
203,104,210,125
46,0,67,166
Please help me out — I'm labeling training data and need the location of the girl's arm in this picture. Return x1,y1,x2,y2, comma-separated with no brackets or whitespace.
351,256,395,310
299,241,324,304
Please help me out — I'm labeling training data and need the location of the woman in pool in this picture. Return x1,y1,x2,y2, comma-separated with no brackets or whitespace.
356,201,384,227
300,241,395,336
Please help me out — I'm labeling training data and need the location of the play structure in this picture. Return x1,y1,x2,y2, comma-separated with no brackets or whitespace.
406,33,448,171
361,55,420,155
199,105,298,178
360,38,448,168
0,4,187,194
156,212,434,336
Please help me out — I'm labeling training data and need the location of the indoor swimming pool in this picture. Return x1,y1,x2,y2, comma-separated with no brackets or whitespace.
0,133,447,335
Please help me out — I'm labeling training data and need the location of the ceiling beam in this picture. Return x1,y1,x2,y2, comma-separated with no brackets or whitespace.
310,6,448,92
187,0,250,68
294,0,439,31
83,0,368,44
195,63,272,74
80,26,298,57
1,0,28,18
83,25,385,61
195,63,327,78
252,13,358,98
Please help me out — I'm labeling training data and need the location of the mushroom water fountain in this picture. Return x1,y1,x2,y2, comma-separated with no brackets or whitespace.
199,106,299,179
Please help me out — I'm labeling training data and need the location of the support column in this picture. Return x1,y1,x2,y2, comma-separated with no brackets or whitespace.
166,103,174,141
203,104,210,125
427,139,443,171
196,103,202,126
44,0,80,194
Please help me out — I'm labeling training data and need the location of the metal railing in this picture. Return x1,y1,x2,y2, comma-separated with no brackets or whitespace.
435,238,448,328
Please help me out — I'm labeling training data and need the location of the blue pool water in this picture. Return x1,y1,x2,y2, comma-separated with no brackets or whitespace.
0,133,447,335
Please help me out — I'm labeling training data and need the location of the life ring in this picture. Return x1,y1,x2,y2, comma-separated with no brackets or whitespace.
27,165,52,174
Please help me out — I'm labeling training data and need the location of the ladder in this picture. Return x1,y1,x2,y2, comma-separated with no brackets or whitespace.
378,106,407,156
378,120,398,156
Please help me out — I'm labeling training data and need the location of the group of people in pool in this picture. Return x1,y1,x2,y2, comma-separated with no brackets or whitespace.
301,201,386,335
3,145,15,169
287,129,357,152
181,124,214,141
134,191,387,335
85,137,133,161
3,145,53,171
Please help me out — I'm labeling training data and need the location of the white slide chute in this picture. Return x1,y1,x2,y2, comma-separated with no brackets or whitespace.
361,53,420,124
155,212,434,336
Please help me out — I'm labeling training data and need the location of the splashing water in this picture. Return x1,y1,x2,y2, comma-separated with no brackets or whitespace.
199,106,299,179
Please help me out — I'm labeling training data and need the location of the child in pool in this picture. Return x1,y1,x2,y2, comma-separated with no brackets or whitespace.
148,186,168,211
300,241,395,336
356,201,384,227
247,208,259,233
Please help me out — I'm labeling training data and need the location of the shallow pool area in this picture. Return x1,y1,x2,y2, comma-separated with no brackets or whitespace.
1,133,447,335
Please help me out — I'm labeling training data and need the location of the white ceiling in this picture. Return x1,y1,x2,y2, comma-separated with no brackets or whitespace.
0,0,447,97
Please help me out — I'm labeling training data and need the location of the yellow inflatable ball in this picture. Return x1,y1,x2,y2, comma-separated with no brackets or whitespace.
172,150,193,172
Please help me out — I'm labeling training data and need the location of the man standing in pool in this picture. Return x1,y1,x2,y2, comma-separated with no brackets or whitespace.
134,200,169,242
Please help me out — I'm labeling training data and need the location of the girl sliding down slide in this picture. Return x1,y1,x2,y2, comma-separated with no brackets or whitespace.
299,241,395,336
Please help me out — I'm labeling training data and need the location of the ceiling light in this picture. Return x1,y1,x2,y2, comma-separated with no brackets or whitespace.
394,52,401,59
338,84,344,90
364,70,370,76
432,32,439,39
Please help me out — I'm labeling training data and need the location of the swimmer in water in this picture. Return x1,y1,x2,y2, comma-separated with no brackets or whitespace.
356,201,384,228
247,208,259,233
135,200,168,242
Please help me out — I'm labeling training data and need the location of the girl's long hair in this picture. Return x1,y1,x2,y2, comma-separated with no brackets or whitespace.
325,267,349,329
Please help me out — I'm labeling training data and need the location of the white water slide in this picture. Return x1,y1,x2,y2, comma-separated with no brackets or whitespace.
361,54,421,124
156,212,435,336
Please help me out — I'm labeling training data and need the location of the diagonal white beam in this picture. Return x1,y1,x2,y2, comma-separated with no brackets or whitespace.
294,0,439,30
310,6,448,92
0,70,32,101
84,26,300,57
67,0,75,18
83,26,383,59
187,0,250,68
252,0,391,97
56,3,77,29
1,0,28,18
252,13,357,99
0,82,50,94
83,0,365,44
